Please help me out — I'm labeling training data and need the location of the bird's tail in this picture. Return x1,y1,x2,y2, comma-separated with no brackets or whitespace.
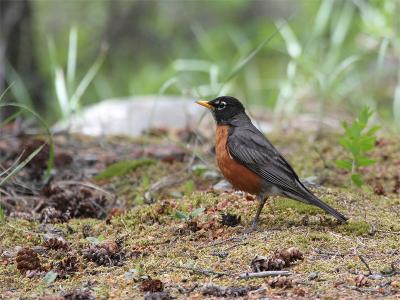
289,182,348,223
307,193,348,223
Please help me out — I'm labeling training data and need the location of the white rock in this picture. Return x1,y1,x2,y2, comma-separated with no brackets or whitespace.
53,95,215,137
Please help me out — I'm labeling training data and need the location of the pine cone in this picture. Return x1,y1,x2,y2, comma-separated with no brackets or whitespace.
201,284,253,297
268,258,287,270
69,187,106,219
83,246,108,266
251,255,286,271
41,184,63,197
41,185,106,221
275,247,303,266
268,276,293,289
101,240,120,254
40,207,70,224
63,289,94,300
83,240,124,266
140,279,164,293
43,237,69,250
186,220,199,232
16,248,41,274
55,255,79,278
251,247,303,272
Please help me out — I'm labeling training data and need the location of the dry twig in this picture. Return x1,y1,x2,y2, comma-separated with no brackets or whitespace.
238,270,293,279
56,180,114,198
171,264,228,277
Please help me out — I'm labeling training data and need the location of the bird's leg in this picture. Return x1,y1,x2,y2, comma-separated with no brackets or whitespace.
244,194,268,234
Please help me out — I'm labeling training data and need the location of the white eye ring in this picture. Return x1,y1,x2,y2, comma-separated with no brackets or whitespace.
217,101,227,110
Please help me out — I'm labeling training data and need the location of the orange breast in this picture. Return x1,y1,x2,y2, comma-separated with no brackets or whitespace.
215,125,261,195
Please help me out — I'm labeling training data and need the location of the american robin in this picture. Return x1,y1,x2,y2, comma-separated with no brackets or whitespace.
196,96,348,231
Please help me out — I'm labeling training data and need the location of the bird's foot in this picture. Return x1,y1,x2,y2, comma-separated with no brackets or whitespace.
243,223,257,235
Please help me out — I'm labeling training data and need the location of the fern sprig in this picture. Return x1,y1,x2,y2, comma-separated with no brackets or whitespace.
336,107,380,186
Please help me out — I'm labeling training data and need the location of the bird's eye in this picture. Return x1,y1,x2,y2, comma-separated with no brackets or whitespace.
217,101,227,110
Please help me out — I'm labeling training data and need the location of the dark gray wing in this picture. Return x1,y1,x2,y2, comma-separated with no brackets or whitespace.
227,125,304,199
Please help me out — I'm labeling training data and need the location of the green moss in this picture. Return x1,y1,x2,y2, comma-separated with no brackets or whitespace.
274,198,322,215
93,284,110,298
119,204,165,228
183,192,220,208
338,220,371,236
0,219,41,248
308,232,332,241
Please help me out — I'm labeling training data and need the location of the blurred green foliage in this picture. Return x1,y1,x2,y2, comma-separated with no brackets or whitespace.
94,159,156,180
3,0,400,125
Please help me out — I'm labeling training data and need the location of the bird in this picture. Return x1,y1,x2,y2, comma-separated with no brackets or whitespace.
196,96,348,231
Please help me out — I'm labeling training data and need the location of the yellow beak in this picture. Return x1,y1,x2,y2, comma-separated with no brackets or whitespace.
195,100,213,110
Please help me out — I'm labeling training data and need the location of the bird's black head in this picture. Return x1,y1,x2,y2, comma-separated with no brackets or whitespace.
195,96,245,125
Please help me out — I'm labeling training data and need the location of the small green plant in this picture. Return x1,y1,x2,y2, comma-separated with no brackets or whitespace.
174,207,205,222
336,106,380,186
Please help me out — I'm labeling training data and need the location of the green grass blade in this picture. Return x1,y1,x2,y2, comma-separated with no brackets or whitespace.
0,103,54,180
69,45,107,111
67,26,78,94
209,65,220,94
191,23,219,61
0,82,15,102
158,77,178,95
330,0,354,48
0,144,44,187
328,55,360,86
376,38,389,74
277,20,301,58
314,0,334,37
173,59,213,72
5,62,34,108
0,152,25,178
0,110,22,128
55,68,70,118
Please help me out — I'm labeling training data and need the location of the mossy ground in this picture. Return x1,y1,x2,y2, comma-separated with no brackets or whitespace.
1,131,399,299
